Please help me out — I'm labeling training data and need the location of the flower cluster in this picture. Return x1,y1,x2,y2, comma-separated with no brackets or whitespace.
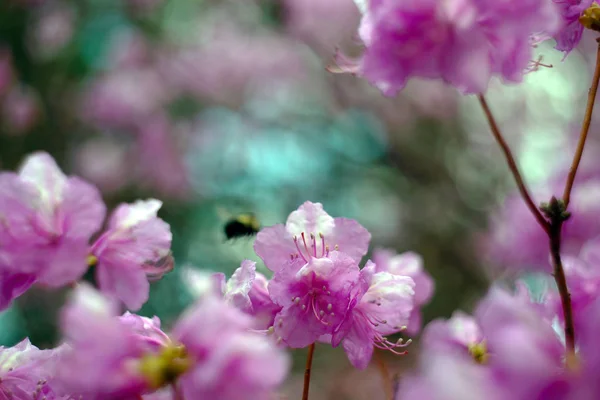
184,201,434,369
397,275,600,400
332,0,600,95
0,152,173,311
54,284,289,400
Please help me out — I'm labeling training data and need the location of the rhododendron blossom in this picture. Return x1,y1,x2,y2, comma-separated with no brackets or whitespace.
0,152,105,309
399,286,565,400
553,0,594,55
254,201,371,272
0,338,61,399
57,284,290,400
333,261,415,369
269,252,361,347
0,152,172,312
333,0,561,95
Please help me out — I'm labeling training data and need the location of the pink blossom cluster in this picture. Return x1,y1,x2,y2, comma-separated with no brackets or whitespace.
332,0,594,95
183,201,435,369
0,152,436,398
0,152,173,311
397,266,600,400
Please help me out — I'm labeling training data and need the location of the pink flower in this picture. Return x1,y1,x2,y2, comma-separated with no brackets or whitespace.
0,152,105,310
552,0,593,55
399,286,564,400
372,249,434,334
0,338,61,399
57,284,160,399
1,85,41,135
335,0,561,95
59,284,290,400
268,251,361,348
91,199,172,311
219,260,282,330
172,295,290,400
254,201,371,273
332,260,415,369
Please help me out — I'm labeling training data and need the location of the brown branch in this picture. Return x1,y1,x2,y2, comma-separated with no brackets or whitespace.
549,217,575,354
477,94,550,234
563,38,600,208
302,344,316,400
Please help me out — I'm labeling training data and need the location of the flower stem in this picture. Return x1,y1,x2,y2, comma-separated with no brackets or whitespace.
302,344,316,400
476,94,550,234
374,351,393,400
549,218,575,354
549,38,600,357
563,38,600,208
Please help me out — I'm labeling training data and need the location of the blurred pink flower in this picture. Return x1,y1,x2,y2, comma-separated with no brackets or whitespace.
334,0,561,95
0,338,62,399
58,284,159,399
82,67,173,129
553,0,593,56
0,152,106,310
135,115,191,199
399,286,564,400
1,85,41,135
27,3,76,60
72,136,132,194
158,29,310,106
283,0,361,50
482,175,600,274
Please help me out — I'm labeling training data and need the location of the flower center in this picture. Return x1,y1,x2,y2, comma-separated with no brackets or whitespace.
468,341,488,364
291,286,335,326
292,232,338,262
138,344,191,389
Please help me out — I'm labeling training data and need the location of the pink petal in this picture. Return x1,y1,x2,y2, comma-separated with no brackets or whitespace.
61,177,106,240
253,224,297,272
331,218,371,264
285,201,335,238
96,262,150,311
35,241,89,287
0,270,35,311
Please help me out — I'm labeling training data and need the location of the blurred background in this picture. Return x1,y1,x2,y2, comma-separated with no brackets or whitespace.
1,0,600,398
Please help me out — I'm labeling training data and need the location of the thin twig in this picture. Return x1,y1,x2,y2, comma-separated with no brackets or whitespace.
374,351,393,400
302,344,316,400
477,94,550,233
563,39,600,208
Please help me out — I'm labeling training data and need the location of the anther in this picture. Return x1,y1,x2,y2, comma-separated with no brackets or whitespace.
327,303,332,311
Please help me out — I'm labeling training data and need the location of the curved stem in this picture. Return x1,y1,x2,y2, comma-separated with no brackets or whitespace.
477,94,550,234
563,39,600,208
302,344,316,400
